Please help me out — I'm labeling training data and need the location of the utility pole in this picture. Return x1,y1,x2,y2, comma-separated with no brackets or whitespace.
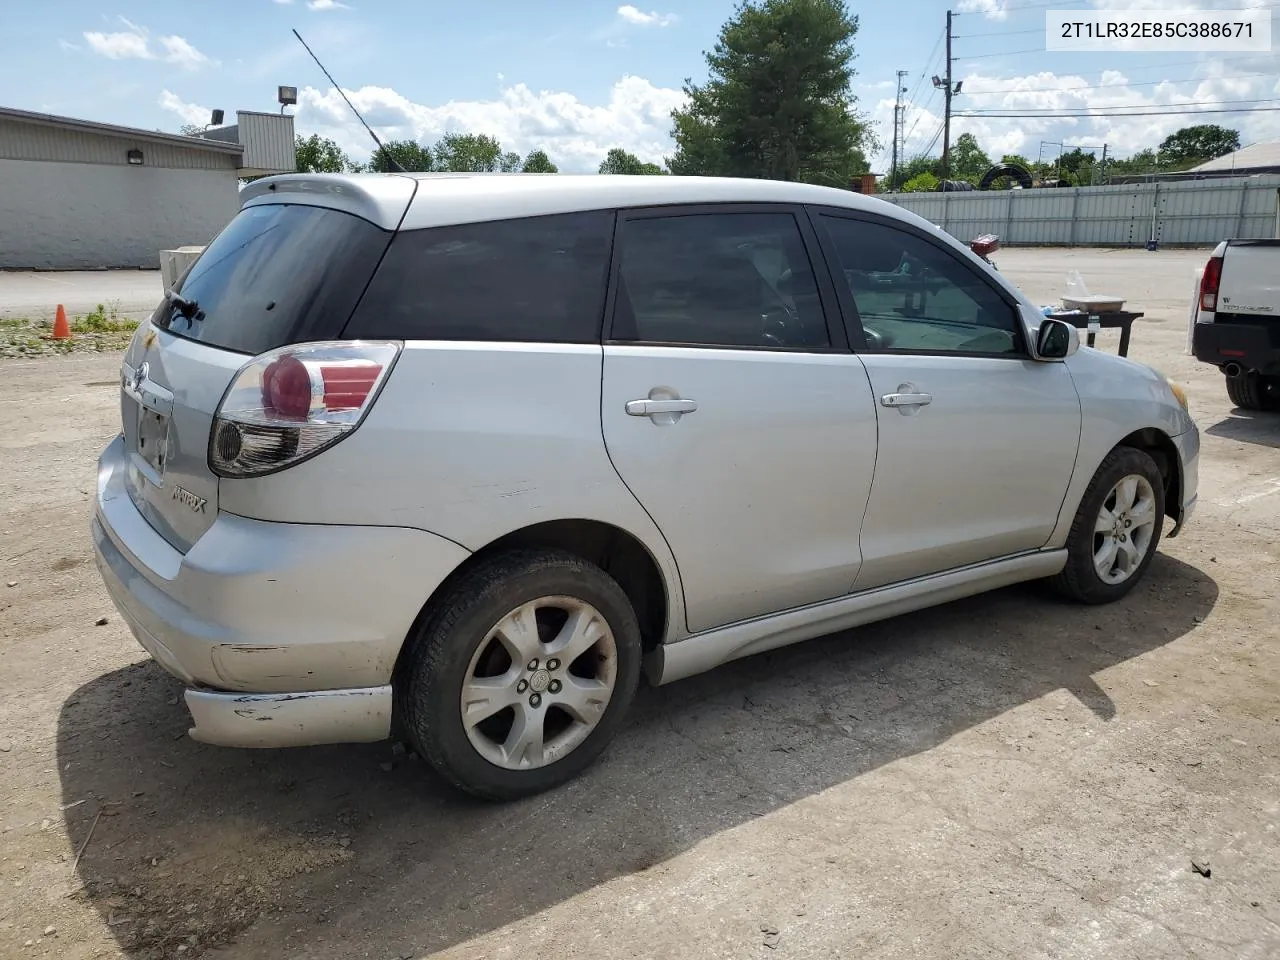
932,11,961,179
943,9,952,177
890,69,907,188
1100,143,1108,184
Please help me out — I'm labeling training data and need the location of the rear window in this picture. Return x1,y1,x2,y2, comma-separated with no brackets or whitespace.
154,203,392,356
344,211,614,343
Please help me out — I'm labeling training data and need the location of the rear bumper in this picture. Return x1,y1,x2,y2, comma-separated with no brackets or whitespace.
185,687,392,748
1192,320,1280,375
92,434,471,747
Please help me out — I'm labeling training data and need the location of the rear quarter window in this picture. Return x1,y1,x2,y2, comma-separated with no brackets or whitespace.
155,203,392,356
344,211,615,343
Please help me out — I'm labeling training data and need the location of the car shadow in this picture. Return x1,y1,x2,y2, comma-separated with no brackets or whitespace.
57,553,1216,960
1205,409,1280,448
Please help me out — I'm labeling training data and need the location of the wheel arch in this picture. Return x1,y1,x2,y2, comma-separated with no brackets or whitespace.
1115,427,1183,534
396,519,672,679
1047,424,1186,551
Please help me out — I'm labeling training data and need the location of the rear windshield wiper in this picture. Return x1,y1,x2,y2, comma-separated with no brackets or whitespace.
165,290,200,320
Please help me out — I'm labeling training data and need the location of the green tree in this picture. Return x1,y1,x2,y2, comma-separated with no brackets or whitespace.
598,147,665,175
521,149,559,173
667,0,876,184
1110,148,1160,176
294,133,358,173
887,154,940,191
369,139,435,172
178,123,204,137
1158,124,1240,168
433,132,522,172
948,132,991,184
901,171,939,193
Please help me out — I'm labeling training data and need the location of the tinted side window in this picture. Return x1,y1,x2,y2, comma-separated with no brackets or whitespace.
612,213,829,349
820,216,1022,356
346,211,613,343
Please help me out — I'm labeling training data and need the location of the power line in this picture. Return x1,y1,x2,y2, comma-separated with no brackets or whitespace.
963,95,1280,115
954,46,1056,61
952,27,1045,38
963,71,1273,96
955,105,1280,118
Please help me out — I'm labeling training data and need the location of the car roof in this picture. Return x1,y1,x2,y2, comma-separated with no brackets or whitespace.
239,171,915,233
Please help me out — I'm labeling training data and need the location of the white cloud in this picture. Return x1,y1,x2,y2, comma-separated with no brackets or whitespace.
296,75,687,172
84,29,152,60
956,0,1007,21
617,5,676,27
307,0,350,9
82,18,213,69
158,35,212,69
159,89,213,128
58,39,80,52
870,60,1280,173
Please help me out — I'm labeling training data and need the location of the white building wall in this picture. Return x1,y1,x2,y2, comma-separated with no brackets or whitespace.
0,160,240,269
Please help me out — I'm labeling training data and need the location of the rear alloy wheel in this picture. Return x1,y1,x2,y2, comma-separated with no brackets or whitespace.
396,550,642,800
1052,447,1165,604
1225,370,1280,411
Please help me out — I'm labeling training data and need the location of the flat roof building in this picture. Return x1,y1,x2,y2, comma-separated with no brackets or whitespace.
0,106,294,270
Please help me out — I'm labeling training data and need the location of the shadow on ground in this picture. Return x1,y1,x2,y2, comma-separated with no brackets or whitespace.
1206,410,1280,449
57,553,1216,959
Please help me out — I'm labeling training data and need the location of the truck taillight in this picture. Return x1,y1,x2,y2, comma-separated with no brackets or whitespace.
1199,255,1223,312
210,341,400,478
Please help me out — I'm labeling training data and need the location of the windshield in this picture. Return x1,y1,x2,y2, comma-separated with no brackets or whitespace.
153,203,392,356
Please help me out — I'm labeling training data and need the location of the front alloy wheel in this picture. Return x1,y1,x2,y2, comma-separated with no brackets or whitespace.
1052,446,1165,604
1092,474,1158,586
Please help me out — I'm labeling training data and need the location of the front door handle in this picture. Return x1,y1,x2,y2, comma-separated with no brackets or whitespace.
625,398,698,417
880,391,932,408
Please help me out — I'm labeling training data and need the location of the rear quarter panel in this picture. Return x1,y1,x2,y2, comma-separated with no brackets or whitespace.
218,342,688,638
1044,348,1196,549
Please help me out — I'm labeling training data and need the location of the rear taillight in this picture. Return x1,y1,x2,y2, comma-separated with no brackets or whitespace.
1199,256,1223,313
210,341,400,478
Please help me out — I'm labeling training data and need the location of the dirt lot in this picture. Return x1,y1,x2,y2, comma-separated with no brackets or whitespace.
1,248,1277,960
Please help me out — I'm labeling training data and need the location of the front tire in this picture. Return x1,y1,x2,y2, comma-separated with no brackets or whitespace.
1052,447,1165,604
396,549,642,801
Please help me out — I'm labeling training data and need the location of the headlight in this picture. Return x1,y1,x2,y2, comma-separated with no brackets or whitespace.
1149,367,1190,413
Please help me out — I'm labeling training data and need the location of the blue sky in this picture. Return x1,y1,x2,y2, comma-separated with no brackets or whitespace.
3,0,1277,173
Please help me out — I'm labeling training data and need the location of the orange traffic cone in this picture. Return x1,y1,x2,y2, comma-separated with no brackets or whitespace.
51,304,71,340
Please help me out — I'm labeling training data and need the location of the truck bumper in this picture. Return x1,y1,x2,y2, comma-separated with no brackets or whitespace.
1192,320,1280,375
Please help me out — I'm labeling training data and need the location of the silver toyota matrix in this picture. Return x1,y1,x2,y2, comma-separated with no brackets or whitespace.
92,173,1199,800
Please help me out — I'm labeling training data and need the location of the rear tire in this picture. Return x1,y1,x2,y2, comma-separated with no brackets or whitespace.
1225,370,1280,411
395,549,642,801
1051,447,1165,605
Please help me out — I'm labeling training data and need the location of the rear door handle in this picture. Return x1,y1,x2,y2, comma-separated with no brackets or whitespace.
880,392,932,408
625,398,698,417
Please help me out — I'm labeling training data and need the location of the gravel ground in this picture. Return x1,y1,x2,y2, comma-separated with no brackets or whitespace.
0,247,1277,960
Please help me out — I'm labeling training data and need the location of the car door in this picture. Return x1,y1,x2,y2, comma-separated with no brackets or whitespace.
600,205,878,635
811,209,1082,591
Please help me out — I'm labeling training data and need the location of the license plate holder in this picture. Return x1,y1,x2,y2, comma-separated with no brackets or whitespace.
137,406,170,476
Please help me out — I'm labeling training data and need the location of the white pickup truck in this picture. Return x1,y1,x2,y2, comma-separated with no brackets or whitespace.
1192,239,1280,410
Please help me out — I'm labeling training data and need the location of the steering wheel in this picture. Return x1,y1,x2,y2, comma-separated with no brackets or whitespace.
759,302,799,347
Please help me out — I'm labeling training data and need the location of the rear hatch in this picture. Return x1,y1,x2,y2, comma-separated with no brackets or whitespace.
1219,240,1280,320
119,193,400,553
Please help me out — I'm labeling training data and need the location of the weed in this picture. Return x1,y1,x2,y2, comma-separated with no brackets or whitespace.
73,301,137,334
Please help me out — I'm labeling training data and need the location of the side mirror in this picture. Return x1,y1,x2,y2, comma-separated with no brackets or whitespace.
1035,318,1079,360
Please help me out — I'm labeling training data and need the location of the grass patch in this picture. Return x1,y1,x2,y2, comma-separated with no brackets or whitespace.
72,301,140,334
0,299,140,359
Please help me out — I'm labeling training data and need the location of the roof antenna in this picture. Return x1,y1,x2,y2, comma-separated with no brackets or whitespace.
291,28,405,173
